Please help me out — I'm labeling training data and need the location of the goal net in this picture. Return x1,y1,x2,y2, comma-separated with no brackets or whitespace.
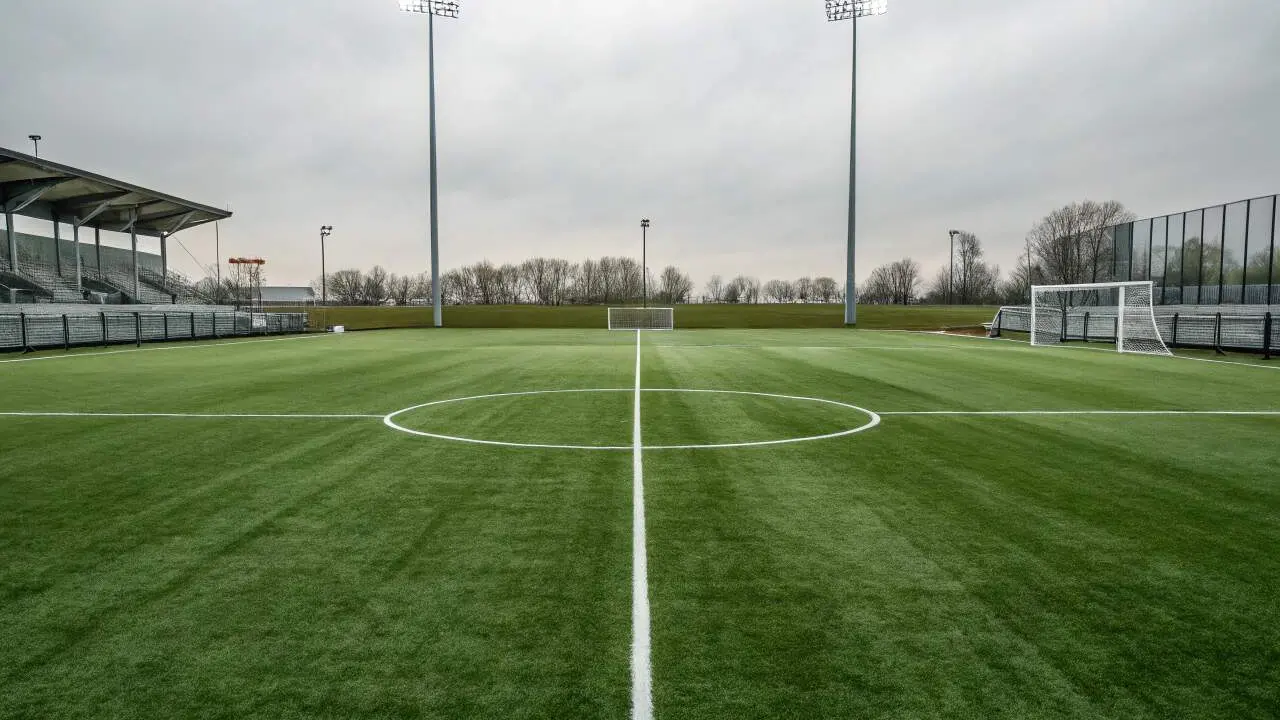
1031,281,1171,355
608,307,674,331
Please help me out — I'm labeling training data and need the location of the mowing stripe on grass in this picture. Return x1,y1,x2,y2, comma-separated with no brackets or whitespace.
0,333,332,365
631,330,654,720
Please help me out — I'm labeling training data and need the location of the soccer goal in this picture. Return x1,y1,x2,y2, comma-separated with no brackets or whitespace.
608,307,674,331
1031,281,1171,355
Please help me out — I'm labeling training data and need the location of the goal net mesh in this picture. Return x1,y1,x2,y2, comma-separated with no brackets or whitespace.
1031,282,1171,356
608,307,674,331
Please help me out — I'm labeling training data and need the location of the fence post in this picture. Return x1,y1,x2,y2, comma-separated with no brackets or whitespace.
1264,312,1272,360
134,312,141,348
63,314,70,351
101,311,108,347
190,312,196,339
1060,309,1068,343
213,313,219,339
163,314,169,341
1214,312,1222,349
1083,312,1090,343
1171,313,1179,346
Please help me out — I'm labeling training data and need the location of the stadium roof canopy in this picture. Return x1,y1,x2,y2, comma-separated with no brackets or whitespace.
0,146,230,238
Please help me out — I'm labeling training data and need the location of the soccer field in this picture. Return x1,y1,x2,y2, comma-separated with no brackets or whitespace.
1,328,1278,719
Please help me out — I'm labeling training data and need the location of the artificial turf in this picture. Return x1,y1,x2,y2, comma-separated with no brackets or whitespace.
0,328,1277,719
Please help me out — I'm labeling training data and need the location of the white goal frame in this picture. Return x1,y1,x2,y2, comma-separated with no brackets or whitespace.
1031,281,1171,356
608,307,674,331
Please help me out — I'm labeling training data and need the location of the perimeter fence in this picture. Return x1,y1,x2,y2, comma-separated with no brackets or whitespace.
0,305,308,352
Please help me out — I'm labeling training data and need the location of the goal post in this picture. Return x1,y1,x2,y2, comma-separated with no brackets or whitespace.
1031,281,1171,356
608,307,674,331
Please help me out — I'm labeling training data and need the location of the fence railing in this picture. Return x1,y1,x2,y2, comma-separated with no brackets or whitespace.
990,305,1277,358
0,311,308,352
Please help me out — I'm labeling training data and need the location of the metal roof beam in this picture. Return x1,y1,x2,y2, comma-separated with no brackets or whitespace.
2,177,74,213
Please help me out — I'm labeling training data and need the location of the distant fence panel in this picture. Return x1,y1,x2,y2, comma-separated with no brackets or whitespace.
0,310,308,352
992,305,1276,353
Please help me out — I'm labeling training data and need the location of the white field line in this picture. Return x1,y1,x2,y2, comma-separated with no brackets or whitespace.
879,410,1280,416
0,332,332,365
631,331,654,720
924,330,1280,371
0,411,382,419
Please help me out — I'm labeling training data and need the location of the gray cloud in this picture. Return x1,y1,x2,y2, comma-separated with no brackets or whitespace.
3,0,1278,290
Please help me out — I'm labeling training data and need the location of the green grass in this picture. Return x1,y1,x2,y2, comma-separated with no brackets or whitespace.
287,304,1000,331
1,329,1278,719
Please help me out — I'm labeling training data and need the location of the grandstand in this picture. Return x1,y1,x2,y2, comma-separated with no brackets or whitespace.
0,145,226,306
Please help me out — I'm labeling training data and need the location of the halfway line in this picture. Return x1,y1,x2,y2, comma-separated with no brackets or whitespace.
631,330,653,720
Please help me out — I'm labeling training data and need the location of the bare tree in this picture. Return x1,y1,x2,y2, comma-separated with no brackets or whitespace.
862,259,920,305
763,279,795,303
812,276,839,303
731,275,762,303
328,269,363,305
1027,200,1134,286
657,266,694,304
705,274,725,303
793,277,814,303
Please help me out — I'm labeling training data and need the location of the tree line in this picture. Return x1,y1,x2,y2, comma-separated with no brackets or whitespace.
211,198,1163,307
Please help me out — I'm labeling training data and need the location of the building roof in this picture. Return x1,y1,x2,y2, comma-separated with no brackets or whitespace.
0,146,231,238
259,286,316,302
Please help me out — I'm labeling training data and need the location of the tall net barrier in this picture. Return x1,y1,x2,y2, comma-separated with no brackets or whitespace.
608,307,674,331
1021,282,1172,355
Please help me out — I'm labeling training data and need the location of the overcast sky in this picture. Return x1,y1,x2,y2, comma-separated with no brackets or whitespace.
2,0,1278,290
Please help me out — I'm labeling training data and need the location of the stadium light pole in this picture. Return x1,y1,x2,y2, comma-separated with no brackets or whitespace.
641,218,650,308
827,0,886,326
28,135,41,157
400,0,459,329
948,229,959,305
320,225,333,305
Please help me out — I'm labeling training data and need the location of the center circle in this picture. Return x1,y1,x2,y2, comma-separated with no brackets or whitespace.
382,389,880,450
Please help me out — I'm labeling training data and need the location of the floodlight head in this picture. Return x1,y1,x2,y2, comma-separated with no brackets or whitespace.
28,134,41,142
398,0,459,18
949,229,960,237
825,0,887,21
321,225,333,235
641,218,650,228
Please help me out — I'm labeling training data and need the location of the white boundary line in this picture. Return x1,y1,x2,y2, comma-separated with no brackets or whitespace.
880,410,1280,416
0,332,331,365
928,329,1280,371
631,331,653,720
380,388,881,450
0,411,382,419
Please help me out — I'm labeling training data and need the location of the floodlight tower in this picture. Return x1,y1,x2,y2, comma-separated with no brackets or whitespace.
641,218,650,308
948,229,959,305
28,135,41,157
826,0,886,326
399,0,459,328
320,225,334,304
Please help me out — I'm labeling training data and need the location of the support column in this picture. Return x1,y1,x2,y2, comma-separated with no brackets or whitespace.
131,220,140,302
5,210,16,271
73,223,82,293
94,227,102,275
160,234,168,284
53,213,62,276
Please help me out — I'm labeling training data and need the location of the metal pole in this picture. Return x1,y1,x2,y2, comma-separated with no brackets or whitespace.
844,17,857,326
643,223,647,308
949,233,955,305
215,221,221,302
428,8,443,328
321,229,327,305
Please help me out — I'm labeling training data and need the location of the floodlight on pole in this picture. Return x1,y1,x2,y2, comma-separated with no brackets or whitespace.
641,218,651,308
28,135,41,157
320,226,333,305
948,229,960,305
826,0,886,326
399,0,459,328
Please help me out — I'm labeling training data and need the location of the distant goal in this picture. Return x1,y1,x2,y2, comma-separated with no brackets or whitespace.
1030,281,1171,356
608,307,674,331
